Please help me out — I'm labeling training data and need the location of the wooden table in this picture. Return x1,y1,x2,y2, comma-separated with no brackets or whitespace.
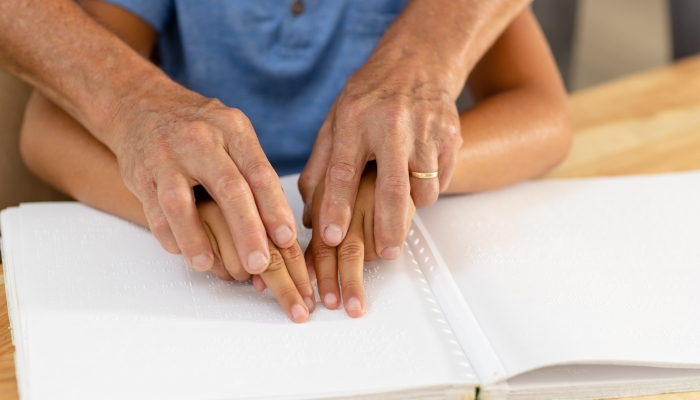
3,56,700,400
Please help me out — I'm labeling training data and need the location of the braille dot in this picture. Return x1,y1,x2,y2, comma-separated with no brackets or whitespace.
291,0,305,15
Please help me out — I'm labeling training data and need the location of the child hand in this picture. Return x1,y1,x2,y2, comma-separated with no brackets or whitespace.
307,163,416,317
197,200,316,323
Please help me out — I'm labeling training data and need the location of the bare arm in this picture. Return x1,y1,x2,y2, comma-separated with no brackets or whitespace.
447,9,572,193
20,0,155,226
3,0,299,277
0,0,157,139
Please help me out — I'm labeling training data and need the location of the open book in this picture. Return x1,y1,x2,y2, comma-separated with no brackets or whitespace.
2,171,700,400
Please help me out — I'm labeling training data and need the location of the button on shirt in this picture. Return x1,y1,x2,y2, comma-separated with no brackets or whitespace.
103,0,409,176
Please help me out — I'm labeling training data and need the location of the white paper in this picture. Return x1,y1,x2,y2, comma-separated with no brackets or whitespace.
418,171,700,379
3,175,478,400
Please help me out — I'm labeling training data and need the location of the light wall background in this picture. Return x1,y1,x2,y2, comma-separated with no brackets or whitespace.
570,0,672,90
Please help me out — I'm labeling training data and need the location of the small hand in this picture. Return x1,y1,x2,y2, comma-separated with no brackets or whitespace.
307,163,415,318
197,199,315,323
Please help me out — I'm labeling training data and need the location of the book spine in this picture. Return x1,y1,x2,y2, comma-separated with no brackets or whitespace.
409,215,508,386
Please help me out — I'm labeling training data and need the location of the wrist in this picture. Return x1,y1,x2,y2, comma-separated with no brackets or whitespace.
96,66,172,155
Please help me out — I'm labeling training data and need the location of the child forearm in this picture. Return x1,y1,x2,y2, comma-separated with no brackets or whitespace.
20,90,148,227
446,87,571,193
445,10,572,194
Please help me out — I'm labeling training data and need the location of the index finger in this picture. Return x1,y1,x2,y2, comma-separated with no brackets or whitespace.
197,154,270,275
337,204,366,318
227,113,298,250
261,238,311,323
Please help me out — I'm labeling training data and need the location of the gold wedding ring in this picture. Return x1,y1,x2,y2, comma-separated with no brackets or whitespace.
409,170,438,179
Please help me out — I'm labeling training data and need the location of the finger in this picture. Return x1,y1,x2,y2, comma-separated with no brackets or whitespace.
437,124,462,193
279,242,316,312
224,112,298,249
197,154,270,275
142,197,180,254
202,221,234,281
362,199,379,261
318,133,364,247
374,148,411,260
299,118,333,228
337,207,366,318
157,173,214,271
408,141,440,208
304,247,317,282
252,274,266,292
200,202,252,281
260,238,309,323
312,184,341,309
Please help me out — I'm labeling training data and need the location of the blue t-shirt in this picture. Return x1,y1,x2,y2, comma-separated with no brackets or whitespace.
104,0,409,175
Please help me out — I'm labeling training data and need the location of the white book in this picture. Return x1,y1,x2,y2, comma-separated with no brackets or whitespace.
2,171,700,400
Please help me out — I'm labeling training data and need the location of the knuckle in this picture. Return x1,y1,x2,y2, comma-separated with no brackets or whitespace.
328,160,358,186
341,279,362,293
214,176,250,204
312,244,336,261
443,124,461,148
148,213,170,235
159,187,192,214
338,242,364,263
266,251,285,272
293,279,314,296
281,245,304,264
224,108,251,131
245,161,275,192
380,173,410,198
277,286,300,301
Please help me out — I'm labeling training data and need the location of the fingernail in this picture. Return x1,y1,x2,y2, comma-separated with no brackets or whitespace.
191,254,212,270
304,296,315,311
347,297,363,313
381,246,401,260
323,292,338,308
291,304,308,322
247,251,268,272
274,225,294,245
324,224,343,245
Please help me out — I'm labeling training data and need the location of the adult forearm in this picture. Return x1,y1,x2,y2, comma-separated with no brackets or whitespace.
376,0,532,98
0,0,164,150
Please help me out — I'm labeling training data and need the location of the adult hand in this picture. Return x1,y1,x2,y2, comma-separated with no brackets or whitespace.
298,41,462,261
112,80,298,274
307,162,415,317
299,0,530,259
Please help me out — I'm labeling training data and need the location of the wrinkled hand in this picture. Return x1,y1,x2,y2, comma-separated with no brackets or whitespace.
111,82,297,275
306,163,415,318
299,47,462,260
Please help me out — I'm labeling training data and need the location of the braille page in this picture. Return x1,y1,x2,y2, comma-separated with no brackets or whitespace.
9,175,478,399
417,171,700,381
